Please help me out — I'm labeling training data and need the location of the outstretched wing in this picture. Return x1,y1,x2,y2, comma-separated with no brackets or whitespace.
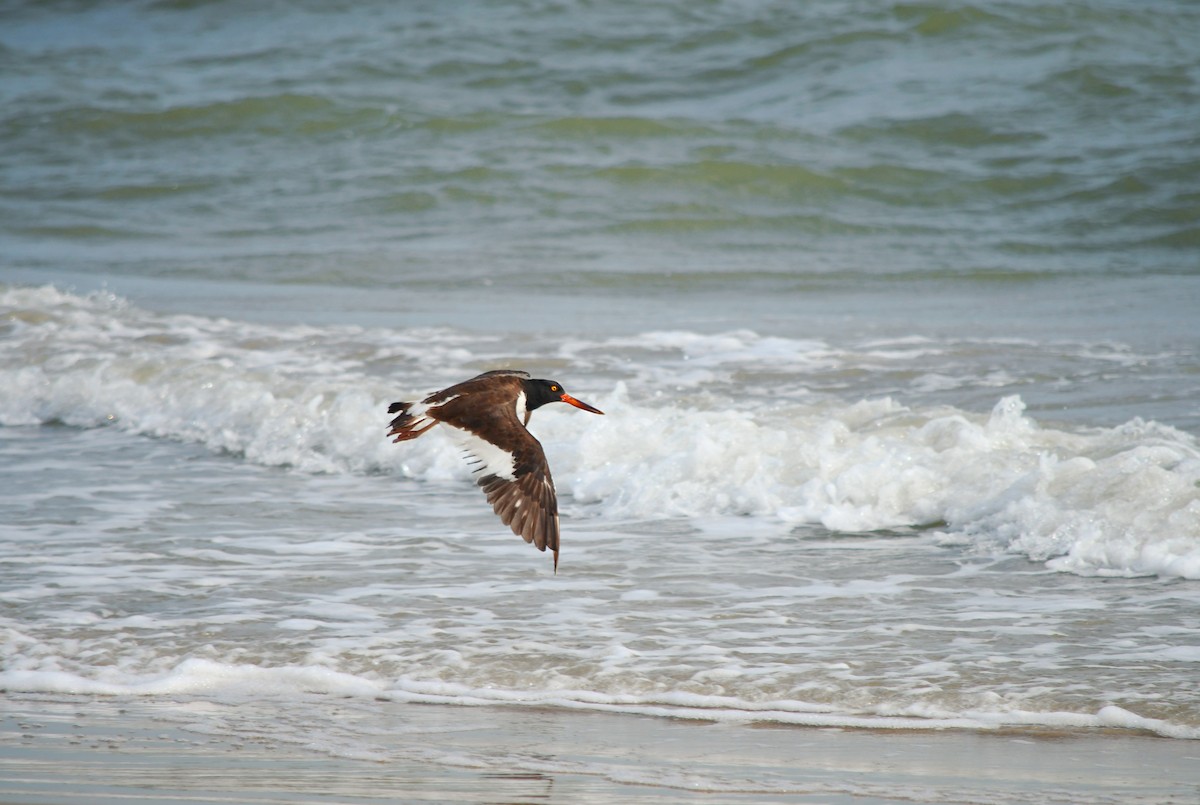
477,462,560,566
440,421,561,571
428,375,561,571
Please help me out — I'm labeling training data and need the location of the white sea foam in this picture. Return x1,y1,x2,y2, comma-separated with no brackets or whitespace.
3,659,1197,740
3,285,1199,579
553,388,1200,579
0,658,384,698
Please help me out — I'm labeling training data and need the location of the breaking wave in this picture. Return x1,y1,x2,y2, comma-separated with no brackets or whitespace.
4,284,1199,578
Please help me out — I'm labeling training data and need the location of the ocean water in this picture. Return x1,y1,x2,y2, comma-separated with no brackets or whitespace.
3,0,1200,795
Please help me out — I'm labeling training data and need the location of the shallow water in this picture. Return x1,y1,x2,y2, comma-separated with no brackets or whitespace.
4,696,1198,804
2,2,1200,798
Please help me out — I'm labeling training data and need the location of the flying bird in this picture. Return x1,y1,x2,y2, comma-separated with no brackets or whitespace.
386,370,604,571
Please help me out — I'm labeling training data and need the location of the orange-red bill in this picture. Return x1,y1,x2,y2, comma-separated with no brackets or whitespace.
560,393,604,415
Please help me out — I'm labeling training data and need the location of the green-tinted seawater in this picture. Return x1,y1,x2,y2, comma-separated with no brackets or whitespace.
2,0,1197,290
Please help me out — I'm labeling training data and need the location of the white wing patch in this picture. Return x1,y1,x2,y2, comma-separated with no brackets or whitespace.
513,390,528,425
443,423,517,481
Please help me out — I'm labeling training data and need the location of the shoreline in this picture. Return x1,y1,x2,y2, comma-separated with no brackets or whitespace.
3,694,1197,804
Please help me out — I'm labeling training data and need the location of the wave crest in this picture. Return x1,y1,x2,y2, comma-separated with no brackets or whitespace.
4,285,1198,578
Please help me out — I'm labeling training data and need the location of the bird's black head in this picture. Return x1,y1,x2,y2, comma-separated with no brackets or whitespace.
525,378,605,415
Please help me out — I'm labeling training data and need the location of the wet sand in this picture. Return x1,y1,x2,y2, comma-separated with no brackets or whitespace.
2,694,1197,804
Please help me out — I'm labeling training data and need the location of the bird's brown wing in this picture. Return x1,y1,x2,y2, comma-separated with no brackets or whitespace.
477,463,560,568
432,379,561,571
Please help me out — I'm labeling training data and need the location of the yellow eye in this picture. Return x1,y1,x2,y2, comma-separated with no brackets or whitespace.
551,385,559,391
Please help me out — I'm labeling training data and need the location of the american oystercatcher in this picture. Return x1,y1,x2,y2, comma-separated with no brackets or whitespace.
386,370,604,572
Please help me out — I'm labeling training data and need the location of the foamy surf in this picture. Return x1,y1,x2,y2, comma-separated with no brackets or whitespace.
3,658,1197,740
3,285,1198,579
4,283,1200,751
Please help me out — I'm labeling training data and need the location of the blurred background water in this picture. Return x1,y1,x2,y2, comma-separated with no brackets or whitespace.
3,2,1198,293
